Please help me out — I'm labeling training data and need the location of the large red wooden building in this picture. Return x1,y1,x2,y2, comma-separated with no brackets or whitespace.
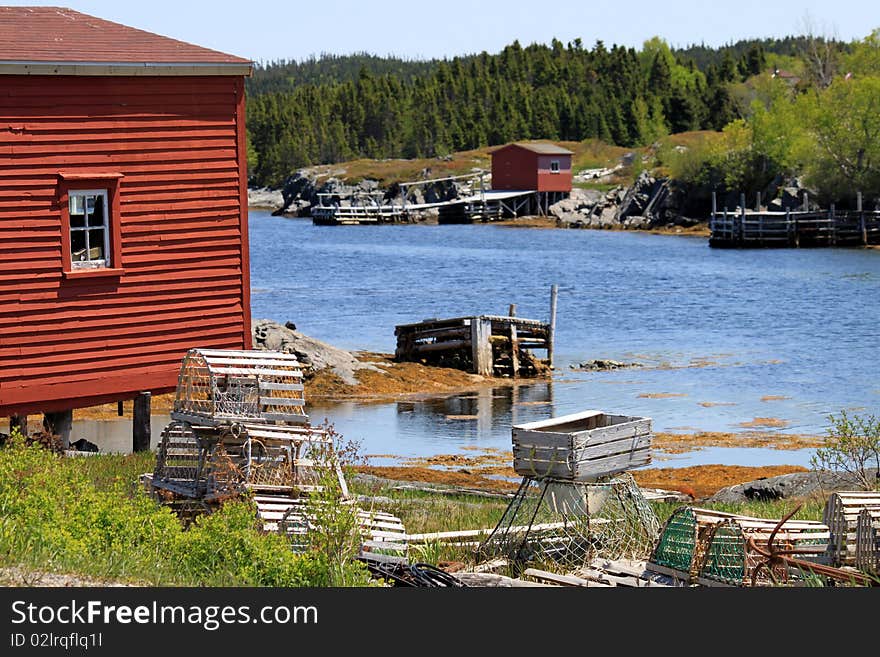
0,8,253,428
490,142,573,193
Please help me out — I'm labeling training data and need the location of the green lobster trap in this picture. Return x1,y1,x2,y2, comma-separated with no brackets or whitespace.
648,507,831,586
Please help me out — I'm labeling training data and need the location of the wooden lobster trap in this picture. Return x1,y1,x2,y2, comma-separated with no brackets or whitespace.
146,348,409,558
150,348,346,502
855,508,880,576
823,491,880,566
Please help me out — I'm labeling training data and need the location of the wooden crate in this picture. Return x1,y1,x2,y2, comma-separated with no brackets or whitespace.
512,410,652,481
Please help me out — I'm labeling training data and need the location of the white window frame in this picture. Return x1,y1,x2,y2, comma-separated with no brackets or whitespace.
68,189,110,269
550,160,560,174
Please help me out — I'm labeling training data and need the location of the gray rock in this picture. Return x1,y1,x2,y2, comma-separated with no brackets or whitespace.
597,205,619,227
247,187,284,211
252,319,382,385
571,359,642,371
280,171,320,213
548,197,581,219
556,211,587,227
707,469,879,504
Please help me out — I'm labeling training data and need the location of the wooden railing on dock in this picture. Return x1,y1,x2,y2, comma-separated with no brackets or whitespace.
710,206,880,248
312,203,408,225
395,314,552,377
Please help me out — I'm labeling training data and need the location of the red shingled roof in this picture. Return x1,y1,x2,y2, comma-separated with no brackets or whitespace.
0,6,250,65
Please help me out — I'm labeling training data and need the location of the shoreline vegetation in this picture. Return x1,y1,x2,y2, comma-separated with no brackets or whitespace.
71,338,818,499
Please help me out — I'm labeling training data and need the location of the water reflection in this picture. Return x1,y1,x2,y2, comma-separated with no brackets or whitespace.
393,380,556,441
68,416,171,454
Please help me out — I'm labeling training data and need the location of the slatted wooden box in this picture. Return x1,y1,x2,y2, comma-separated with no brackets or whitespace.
512,410,652,481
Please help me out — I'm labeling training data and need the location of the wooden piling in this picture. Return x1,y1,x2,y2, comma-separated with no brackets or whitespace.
43,410,72,449
755,191,761,212
508,303,517,317
133,391,151,453
548,284,558,370
859,192,868,245
470,319,493,377
509,322,520,378
830,203,836,245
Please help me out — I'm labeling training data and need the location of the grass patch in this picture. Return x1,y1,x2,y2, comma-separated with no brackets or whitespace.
0,438,370,586
573,181,619,192
0,435,830,585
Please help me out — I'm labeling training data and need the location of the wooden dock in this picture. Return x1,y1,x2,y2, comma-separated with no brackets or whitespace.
395,311,554,378
709,192,880,248
309,171,555,225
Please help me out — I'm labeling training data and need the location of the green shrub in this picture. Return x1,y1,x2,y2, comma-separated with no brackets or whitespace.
0,433,369,586
811,410,880,491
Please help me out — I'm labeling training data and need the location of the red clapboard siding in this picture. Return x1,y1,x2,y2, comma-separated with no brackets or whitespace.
490,143,573,192
0,74,250,416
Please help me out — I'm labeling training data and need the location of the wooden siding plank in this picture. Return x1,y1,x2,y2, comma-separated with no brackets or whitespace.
0,74,247,414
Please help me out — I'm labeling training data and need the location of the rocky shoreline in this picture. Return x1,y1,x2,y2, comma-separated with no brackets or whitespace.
247,164,717,231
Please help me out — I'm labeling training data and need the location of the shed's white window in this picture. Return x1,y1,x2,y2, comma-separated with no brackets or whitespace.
69,189,110,268
550,160,560,173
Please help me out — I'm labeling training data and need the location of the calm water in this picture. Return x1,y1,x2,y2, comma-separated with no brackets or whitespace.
90,211,880,468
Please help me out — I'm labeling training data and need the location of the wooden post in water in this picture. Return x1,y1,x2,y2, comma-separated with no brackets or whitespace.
802,192,809,211
548,284,558,370
710,191,717,233
470,318,493,377
739,193,747,243
755,191,761,212
859,192,867,245
133,391,151,453
507,302,519,376
830,203,836,246
509,321,520,378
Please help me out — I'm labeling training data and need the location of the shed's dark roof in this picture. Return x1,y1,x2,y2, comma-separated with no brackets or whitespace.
0,7,250,68
493,142,574,155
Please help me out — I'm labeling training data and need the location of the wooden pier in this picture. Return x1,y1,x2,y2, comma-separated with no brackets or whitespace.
309,171,555,225
709,192,880,248
395,292,558,378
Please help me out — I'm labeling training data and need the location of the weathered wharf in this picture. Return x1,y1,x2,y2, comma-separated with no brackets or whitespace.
309,172,558,225
395,290,558,378
395,315,552,377
709,192,880,248
436,189,566,224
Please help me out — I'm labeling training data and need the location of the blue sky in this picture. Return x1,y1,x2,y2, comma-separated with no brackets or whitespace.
4,0,878,63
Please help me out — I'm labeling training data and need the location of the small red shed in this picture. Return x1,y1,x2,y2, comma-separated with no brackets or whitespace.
0,8,253,428
490,142,573,192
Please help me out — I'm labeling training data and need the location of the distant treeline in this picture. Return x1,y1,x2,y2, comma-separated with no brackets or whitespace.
244,35,844,188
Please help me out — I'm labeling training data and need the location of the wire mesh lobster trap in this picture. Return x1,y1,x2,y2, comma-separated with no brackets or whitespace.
150,348,347,502
648,506,831,586
172,348,307,425
477,473,660,573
